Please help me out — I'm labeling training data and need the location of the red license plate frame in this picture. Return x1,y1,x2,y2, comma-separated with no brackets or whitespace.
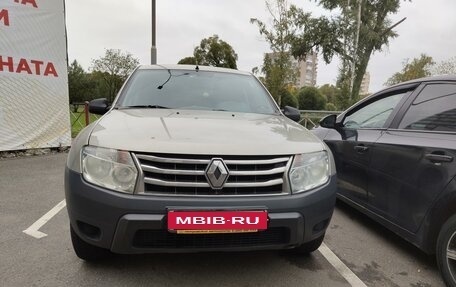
167,210,268,233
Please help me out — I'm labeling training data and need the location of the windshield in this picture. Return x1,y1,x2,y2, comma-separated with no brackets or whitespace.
117,69,278,115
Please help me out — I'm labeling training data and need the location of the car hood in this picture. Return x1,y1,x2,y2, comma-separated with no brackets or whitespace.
88,109,325,155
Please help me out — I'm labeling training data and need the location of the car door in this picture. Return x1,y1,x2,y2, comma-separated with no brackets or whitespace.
324,89,411,205
369,82,456,233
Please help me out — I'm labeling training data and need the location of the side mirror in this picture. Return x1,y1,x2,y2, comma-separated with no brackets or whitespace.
89,98,110,115
319,114,338,129
283,106,301,122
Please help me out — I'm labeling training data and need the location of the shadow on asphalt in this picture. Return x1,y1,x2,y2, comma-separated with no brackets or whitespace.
334,200,438,269
82,249,318,270
74,250,340,286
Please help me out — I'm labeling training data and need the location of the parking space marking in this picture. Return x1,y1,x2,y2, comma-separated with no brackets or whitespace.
23,199,66,239
19,198,367,286
318,243,367,287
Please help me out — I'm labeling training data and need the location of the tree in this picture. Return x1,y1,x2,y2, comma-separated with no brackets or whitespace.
433,57,456,75
326,102,337,111
178,35,238,69
250,0,299,105
318,84,341,108
298,87,326,110
178,56,197,65
280,88,298,108
385,54,434,86
91,49,139,102
290,0,410,105
88,71,113,101
68,60,96,107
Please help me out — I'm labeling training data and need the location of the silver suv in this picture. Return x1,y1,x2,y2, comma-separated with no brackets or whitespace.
65,65,337,261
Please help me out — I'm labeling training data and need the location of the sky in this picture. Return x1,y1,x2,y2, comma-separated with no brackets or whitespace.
65,0,456,93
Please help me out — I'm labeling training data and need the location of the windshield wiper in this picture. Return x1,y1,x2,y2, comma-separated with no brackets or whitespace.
120,105,170,109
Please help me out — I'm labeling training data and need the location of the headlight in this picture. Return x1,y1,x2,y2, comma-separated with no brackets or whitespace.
289,151,329,193
81,146,138,193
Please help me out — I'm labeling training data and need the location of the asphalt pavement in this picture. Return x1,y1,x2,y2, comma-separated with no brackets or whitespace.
0,154,446,286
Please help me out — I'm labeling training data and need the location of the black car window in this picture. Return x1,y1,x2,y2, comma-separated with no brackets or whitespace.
343,92,406,129
118,69,278,115
399,84,456,132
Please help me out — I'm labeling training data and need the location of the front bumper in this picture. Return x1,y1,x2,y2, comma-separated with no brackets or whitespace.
65,168,337,254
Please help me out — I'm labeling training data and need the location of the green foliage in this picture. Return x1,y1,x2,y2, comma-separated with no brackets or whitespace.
68,60,96,104
290,0,410,103
179,35,238,69
280,88,298,108
194,35,238,69
178,57,197,65
325,102,337,111
335,68,354,109
385,54,434,86
337,84,352,109
91,49,139,102
318,84,351,110
318,84,341,106
88,71,116,101
250,0,299,105
260,53,298,104
70,108,100,138
290,15,343,64
433,56,456,75
298,87,327,110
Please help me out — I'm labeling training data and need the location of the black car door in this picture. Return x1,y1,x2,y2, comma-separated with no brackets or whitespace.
324,89,411,205
369,83,456,233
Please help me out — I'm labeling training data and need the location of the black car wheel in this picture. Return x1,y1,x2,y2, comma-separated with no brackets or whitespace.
70,225,111,261
437,215,456,287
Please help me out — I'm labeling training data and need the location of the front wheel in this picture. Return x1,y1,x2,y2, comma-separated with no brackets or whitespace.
437,215,456,287
70,225,111,261
292,234,325,255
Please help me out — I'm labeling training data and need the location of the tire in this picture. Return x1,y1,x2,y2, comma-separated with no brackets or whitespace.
70,225,111,261
292,234,325,255
437,215,456,287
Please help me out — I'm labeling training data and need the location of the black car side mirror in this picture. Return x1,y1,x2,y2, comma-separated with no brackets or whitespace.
283,106,301,122
319,114,338,129
89,98,110,115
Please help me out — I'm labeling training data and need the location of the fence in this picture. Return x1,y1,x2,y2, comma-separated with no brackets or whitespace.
69,102,101,138
299,110,342,129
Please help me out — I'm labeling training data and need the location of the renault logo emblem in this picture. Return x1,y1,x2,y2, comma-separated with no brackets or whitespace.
205,158,229,189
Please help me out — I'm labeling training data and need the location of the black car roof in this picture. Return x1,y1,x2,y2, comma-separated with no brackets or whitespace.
389,75,456,89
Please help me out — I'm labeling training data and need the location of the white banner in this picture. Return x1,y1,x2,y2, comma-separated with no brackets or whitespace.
0,0,71,151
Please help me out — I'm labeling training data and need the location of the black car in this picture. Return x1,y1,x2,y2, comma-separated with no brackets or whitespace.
312,76,456,287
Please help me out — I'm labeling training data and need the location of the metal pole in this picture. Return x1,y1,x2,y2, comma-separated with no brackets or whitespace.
349,0,362,101
84,101,90,126
151,0,157,64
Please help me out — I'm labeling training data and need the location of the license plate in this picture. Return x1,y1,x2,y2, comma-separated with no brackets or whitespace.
167,211,268,233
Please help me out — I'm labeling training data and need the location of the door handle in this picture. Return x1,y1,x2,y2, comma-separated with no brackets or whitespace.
354,145,369,153
425,153,453,163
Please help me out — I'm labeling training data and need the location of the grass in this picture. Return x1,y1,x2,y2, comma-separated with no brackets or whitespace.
70,108,100,138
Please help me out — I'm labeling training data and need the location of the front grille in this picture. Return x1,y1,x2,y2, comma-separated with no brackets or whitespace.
132,228,290,249
133,153,292,196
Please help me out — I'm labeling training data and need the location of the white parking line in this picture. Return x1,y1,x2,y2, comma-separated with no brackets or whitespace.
23,199,66,239
21,200,367,287
318,243,367,287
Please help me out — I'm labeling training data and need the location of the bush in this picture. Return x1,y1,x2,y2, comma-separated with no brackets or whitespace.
280,89,298,108
325,102,337,111
298,87,327,110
